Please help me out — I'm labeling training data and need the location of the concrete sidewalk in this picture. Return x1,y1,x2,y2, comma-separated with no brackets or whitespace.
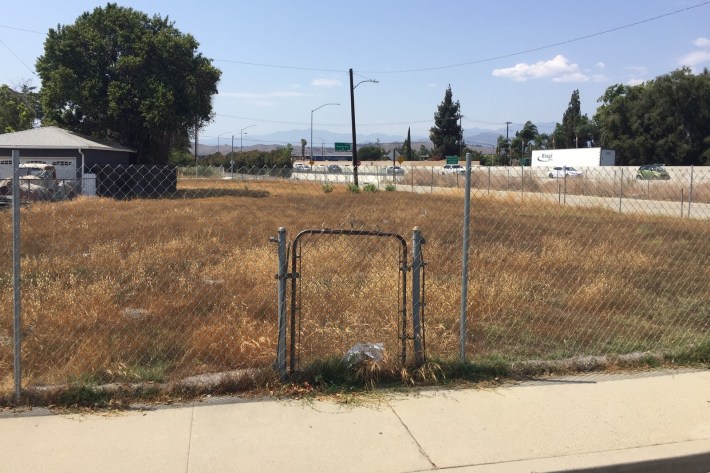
1,369,708,472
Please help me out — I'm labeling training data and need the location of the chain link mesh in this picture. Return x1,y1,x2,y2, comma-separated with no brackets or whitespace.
1,163,708,394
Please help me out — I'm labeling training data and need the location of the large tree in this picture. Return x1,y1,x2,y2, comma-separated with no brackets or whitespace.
560,89,582,148
36,3,221,165
429,85,463,158
0,83,40,133
595,67,710,165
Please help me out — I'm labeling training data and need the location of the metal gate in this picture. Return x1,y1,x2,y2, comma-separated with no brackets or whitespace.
273,228,425,378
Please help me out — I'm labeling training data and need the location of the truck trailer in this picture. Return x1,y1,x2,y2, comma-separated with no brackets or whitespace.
531,148,615,167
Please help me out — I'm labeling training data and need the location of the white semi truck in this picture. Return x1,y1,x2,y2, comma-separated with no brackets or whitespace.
531,148,616,167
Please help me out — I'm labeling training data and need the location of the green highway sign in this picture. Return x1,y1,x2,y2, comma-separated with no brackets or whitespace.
446,156,459,164
335,142,351,151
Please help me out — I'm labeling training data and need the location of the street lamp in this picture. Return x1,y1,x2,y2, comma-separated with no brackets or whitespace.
349,68,378,186
310,103,339,163
240,125,255,154
217,131,232,155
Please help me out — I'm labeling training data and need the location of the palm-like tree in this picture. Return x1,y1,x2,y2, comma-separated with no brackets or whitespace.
519,121,539,147
300,139,307,160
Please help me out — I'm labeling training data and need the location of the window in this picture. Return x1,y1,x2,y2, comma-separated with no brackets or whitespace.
0,160,11,165
53,161,73,166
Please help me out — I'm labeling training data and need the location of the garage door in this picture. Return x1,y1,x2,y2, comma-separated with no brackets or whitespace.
50,160,77,180
0,158,77,180
0,160,11,179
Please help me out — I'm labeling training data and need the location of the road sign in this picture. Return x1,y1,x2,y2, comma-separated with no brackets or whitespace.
446,156,459,164
397,156,405,164
335,142,351,151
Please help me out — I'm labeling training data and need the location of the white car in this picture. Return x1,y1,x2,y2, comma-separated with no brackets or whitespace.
293,163,310,172
548,166,583,178
442,164,465,174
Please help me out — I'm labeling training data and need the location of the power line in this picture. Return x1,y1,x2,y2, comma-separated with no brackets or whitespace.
0,25,44,34
0,38,36,76
215,113,514,129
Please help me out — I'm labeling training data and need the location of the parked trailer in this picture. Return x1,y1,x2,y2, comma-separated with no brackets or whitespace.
531,148,616,168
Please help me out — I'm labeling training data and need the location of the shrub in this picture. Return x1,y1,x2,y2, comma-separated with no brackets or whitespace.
322,182,334,193
347,183,360,193
363,183,378,193
385,183,396,192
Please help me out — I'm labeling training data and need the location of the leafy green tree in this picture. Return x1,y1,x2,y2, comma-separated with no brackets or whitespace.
300,139,307,159
560,90,582,148
416,144,431,160
496,134,511,164
517,121,538,158
595,67,710,165
429,85,463,158
35,3,221,165
358,145,384,161
534,132,552,150
168,148,195,167
0,84,39,133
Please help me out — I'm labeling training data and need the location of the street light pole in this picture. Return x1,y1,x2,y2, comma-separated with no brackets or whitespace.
310,103,339,163
240,125,256,154
349,68,378,187
217,131,233,155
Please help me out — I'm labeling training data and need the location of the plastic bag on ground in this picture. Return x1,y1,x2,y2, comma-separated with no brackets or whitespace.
343,342,385,368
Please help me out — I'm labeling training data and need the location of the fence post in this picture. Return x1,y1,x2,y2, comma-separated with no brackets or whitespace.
411,227,424,365
12,150,22,402
688,165,694,218
619,168,624,213
274,227,288,380
681,189,685,218
460,152,473,361
563,172,567,206
487,166,491,195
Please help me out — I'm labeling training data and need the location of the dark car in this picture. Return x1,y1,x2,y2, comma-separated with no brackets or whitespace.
636,164,670,180
327,164,343,173
386,166,405,175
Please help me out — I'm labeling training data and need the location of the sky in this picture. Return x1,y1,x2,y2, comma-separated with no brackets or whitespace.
1,0,710,147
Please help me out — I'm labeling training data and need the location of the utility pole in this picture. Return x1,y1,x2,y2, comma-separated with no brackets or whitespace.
349,68,358,186
505,121,512,164
349,68,378,187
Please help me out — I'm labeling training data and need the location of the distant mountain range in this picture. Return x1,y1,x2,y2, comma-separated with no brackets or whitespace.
194,122,556,155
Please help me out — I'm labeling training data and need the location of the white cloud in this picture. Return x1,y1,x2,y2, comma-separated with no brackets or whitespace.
679,50,710,67
492,55,589,82
627,78,645,86
311,78,342,88
595,62,606,70
679,38,710,68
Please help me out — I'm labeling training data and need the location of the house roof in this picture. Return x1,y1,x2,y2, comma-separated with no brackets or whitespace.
0,126,135,153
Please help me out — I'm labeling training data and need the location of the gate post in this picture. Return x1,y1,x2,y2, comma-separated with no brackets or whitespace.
275,227,287,380
412,227,424,365
12,149,22,402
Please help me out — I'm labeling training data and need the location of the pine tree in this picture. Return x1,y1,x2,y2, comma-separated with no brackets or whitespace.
429,85,463,158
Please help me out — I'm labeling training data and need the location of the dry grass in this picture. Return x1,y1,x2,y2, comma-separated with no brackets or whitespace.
397,166,710,204
0,177,708,397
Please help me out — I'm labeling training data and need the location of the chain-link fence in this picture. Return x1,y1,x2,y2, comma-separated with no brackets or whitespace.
1,159,709,400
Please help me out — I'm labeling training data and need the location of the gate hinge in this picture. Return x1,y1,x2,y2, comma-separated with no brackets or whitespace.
275,272,300,280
